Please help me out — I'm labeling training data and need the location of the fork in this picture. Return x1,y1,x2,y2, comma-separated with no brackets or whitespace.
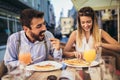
28,56,43,65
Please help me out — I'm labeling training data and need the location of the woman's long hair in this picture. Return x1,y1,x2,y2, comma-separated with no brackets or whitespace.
77,7,101,48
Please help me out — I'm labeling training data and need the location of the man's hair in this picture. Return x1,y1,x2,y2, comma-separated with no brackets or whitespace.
20,9,44,29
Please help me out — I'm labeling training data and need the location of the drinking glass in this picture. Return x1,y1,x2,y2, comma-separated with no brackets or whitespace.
59,70,75,80
95,47,102,62
18,46,32,79
19,46,32,65
83,49,96,73
102,56,116,73
83,49,96,63
54,53,62,63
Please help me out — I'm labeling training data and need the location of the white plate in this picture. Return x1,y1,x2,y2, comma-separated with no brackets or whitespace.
26,61,62,71
63,59,102,68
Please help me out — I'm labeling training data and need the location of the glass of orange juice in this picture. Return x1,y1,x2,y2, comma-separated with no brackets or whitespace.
19,46,32,65
83,49,96,63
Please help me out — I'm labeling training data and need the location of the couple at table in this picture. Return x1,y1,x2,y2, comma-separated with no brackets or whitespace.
4,7,120,71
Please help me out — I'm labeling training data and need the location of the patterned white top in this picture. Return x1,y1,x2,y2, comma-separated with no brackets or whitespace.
75,29,102,53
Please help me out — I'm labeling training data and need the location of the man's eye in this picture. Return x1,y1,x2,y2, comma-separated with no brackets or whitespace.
35,22,46,29
36,24,42,28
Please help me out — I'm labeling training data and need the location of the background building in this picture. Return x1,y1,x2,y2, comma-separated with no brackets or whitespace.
0,0,56,46
60,17,74,37
68,6,77,29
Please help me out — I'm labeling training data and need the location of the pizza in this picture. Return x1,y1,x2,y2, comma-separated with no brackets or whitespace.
34,64,55,70
64,58,90,66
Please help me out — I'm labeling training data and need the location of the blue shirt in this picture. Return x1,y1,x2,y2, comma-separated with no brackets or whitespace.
4,30,62,68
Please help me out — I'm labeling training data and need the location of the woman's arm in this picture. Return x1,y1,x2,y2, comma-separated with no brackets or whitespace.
63,30,76,57
101,29,120,52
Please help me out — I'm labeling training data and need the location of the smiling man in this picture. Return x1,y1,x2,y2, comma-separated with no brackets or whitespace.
4,9,62,69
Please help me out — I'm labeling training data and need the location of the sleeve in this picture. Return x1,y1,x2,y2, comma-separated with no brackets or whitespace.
4,34,20,68
53,48,63,60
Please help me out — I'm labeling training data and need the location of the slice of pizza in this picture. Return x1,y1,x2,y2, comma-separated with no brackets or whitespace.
34,64,55,70
64,58,90,66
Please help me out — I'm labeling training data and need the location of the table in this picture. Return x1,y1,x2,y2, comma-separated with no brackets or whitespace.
27,60,119,80
2,59,120,80
27,68,76,80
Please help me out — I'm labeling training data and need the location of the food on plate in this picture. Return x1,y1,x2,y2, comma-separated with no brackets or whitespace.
64,58,90,66
34,63,55,70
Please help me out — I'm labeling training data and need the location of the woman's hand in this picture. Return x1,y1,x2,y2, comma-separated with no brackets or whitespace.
74,51,83,59
94,42,102,50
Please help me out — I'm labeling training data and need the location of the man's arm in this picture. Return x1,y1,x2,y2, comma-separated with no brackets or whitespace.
4,33,20,68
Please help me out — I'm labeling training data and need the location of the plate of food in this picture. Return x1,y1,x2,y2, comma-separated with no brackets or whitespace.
26,61,62,71
63,58,100,68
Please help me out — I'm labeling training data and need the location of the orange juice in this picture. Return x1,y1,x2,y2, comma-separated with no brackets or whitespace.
83,49,96,63
19,53,32,65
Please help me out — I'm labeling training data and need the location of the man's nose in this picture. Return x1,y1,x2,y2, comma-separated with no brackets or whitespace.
42,25,47,30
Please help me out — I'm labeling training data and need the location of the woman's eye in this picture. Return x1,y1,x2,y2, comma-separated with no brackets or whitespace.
87,20,92,23
81,21,85,24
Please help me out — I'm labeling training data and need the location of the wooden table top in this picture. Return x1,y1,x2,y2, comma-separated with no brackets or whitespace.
26,61,119,80
26,59,120,80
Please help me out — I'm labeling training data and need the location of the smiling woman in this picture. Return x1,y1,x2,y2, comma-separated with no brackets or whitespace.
71,0,120,42
63,6,120,61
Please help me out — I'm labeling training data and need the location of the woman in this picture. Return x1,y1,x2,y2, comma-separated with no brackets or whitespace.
63,7,120,58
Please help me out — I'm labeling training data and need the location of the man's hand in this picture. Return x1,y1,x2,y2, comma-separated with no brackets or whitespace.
49,38,60,50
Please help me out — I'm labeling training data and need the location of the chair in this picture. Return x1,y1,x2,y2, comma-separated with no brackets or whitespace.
102,48,120,70
0,61,8,78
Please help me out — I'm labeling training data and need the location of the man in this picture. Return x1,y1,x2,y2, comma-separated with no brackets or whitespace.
4,9,62,69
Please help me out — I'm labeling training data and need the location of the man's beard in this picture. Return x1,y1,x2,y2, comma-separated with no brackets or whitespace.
30,30,46,41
